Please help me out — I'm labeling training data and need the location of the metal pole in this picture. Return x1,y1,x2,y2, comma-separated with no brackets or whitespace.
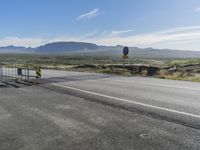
0,64,2,81
15,64,17,80
5,66,7,81
123,59,125,75
27,62,29,82
24,66,26,82
134,65,135,76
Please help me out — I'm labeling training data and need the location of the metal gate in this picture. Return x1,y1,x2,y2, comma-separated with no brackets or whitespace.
0,64,41,84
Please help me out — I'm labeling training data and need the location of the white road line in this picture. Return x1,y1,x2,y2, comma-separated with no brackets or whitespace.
114,79,200,91
52,83,200,119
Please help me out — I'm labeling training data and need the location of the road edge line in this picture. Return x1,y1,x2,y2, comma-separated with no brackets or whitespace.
51,83,200,119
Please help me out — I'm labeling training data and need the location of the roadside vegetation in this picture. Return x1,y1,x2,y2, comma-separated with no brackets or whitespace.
0,53,200,82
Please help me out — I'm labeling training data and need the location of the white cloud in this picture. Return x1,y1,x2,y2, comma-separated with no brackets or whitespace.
75,8,102,21
193,7,200,12
0,37,47,48
87,26,200,50
79,30,100,39
110,29,134,36
1,26,200,50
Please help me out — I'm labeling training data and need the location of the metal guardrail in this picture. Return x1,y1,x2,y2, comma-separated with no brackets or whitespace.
0,65,41,84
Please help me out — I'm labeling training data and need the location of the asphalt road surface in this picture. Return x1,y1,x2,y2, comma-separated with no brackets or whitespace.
0,69,200,150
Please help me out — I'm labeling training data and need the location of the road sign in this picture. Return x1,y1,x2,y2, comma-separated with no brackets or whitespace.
122,47,129,75
123,47,129,56
36,68,41,79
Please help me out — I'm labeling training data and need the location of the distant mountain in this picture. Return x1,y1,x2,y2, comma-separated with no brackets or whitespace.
0,41,200,59
35,42,99,53
0,45,31,53
93,46,200,58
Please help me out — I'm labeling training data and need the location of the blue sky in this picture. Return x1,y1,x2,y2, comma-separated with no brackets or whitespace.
0,0,200,50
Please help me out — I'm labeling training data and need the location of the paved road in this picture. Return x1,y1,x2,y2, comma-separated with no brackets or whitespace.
0,70,200,149
42,70,200,127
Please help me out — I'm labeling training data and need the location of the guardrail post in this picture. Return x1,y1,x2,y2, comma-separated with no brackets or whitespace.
35,67,41,84
0,64,3,81
26,62,30,82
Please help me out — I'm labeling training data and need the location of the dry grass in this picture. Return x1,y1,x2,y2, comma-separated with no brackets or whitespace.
157,70,200,82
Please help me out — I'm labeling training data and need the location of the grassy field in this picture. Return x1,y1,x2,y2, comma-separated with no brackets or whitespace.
0,53,200,82
0,53,169,66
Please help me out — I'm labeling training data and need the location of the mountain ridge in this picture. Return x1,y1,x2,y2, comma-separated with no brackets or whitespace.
0,41,200,58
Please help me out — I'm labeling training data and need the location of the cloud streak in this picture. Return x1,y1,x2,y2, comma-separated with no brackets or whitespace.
75,8,102,21
87,26,200,50
193,7,200,12
1,26,200,50
110,30,134,36
0,37,47,48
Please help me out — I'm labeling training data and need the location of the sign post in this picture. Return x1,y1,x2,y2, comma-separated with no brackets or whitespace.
122,47,129,75
27,62,30,82
36,67,41,84
0,64,3,81
17,68,22,81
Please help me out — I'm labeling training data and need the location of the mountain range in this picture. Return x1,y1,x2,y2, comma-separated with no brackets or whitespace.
0,41,200,59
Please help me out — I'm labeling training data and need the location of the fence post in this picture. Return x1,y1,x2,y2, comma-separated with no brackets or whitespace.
26,62,30,82
0,64,3,81
35,67,41,84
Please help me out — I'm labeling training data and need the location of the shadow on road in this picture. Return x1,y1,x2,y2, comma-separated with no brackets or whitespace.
41,74,115,84
0,80,33,88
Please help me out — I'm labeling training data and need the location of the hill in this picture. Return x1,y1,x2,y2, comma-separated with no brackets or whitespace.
0,45,31,53
0,41,200,59
35,42,98,53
